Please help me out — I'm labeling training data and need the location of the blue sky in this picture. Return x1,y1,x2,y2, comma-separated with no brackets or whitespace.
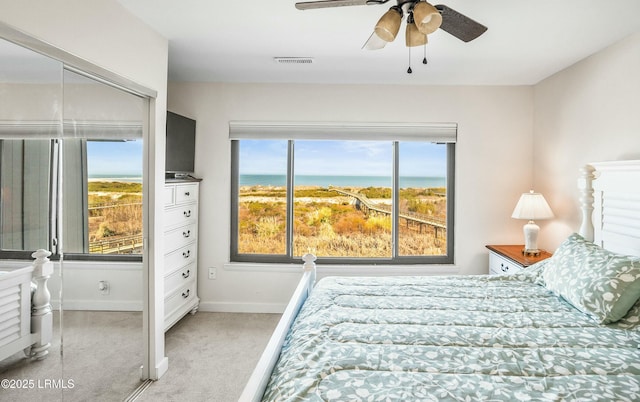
87,140,143,176
86,139,447,178
239,140,447,177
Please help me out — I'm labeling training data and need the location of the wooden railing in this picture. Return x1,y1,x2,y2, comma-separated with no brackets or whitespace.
89,233,143,254
333,188,446,235
88,201,143,254
88,202,142,211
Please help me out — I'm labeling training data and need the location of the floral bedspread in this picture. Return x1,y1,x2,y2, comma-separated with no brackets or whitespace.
263,270,640,401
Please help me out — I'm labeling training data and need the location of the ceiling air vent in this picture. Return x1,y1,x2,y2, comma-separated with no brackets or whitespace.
274,57,314,65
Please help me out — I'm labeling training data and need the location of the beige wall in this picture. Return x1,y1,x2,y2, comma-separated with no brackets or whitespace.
168,82,534,311
533,33,640,250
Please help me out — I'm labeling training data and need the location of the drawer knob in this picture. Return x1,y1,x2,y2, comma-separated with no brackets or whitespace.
183,210,191,218
182,289,190,298
183,250,191,258
185,191,190,196
501,263,508,272
183,230,190,238
182,270,190,279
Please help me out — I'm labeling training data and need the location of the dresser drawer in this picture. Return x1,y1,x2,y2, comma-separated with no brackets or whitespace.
489,252,522,275
165,243,197,274
175,184,198,205
165,204,198,230
164,223,197,254
165,262,196,296
165,281,196,319
164,185,176,207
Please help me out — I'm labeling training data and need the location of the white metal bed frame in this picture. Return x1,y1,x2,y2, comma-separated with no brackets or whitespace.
240,160,640,402
0,249,53,362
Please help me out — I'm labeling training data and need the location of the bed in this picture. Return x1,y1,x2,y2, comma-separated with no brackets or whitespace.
0,249,53,362
241,160,640,401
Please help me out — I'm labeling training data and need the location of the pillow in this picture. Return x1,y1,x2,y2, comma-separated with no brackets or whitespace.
513,259,550,285
542,233,640,324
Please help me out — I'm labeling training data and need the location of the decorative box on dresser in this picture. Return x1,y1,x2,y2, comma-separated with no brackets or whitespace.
486,245,552,275
164,179,201,331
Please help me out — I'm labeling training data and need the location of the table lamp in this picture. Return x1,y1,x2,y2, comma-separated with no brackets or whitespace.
511,190,554,256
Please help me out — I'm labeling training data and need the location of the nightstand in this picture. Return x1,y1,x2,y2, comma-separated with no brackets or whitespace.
486,245,552,275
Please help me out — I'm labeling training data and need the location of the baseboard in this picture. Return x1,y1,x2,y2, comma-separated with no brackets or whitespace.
154,356,169,380
198,301,287,314
51,299,142,311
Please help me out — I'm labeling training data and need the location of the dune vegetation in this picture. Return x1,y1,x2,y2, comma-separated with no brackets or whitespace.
87,181,143,253
238,185,447,257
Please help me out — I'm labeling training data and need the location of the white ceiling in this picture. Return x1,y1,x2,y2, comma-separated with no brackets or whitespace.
117,0,640,86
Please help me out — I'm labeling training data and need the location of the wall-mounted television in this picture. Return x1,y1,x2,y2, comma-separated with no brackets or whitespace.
165,111,196,179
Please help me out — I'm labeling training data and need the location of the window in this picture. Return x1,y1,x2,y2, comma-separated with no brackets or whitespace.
0,67,146,261
230,122,455,264
62,139,143,257
0,139,143,259
85,140,143,255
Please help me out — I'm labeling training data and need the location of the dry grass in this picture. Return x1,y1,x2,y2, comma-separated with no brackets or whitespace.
88,184,142,243
238,185,446,257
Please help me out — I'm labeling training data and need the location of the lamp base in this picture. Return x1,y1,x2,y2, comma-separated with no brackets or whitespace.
522,248,541,257
522,220,540,256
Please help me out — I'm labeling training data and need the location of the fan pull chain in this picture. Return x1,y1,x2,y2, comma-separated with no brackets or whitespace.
407,47,412,74
423,43,428,65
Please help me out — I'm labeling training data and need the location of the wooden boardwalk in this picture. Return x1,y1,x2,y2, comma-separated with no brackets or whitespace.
89,233,143,254
333,189,446,235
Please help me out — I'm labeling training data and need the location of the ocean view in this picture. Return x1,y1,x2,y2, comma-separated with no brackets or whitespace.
240,174,446,188
89,174,142,183
87,174,446,188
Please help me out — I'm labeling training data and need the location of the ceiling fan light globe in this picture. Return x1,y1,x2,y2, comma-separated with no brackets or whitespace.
374,8,402,42
363,31,387,50
406,22,427,47
413,1,442,35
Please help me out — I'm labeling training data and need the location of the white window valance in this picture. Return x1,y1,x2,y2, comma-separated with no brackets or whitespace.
0,120,142,140
229,121,457,143
62,120,143,140
0,121,61,139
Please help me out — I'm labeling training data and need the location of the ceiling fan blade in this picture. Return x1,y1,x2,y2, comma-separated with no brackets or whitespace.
296,0,367,10
295,0,388,10
362,31,387,50
434,4,487,42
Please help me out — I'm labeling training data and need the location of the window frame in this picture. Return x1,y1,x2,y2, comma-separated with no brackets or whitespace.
230,137,455,265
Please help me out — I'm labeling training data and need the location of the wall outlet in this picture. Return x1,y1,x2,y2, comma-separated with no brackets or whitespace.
208,267,217,280
98,280,110,295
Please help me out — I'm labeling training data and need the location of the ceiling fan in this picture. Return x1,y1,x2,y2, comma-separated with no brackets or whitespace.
295,0,487,72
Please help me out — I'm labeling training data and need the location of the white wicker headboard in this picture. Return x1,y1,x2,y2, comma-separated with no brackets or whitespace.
579,160,640,256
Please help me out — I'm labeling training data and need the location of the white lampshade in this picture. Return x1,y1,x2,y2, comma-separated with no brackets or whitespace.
511,190,554,255
511,190,554,220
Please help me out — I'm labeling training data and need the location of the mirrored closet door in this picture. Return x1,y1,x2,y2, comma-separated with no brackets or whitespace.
0,34,149,401
0,36,65,400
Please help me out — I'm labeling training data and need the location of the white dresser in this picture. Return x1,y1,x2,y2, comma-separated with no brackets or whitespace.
164,180,200,331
